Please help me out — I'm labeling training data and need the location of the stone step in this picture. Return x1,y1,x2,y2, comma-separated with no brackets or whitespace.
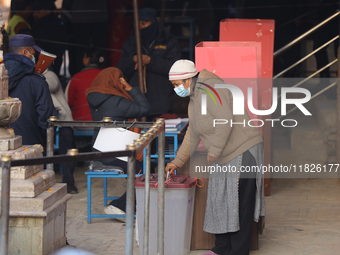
7,184,72,255
9,183,67,212
272,83,337,167
0,170,55,198
314,98,337,137
291,135,327,163
0,143,43,159
290,115,323,140
273,115,328,165
0,135,22,151
274,140,331,167
9,164,44,180
0,144,44,179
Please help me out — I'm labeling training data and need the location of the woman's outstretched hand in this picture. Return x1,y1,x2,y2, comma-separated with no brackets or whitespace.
119,77,132,91
165,162,178,175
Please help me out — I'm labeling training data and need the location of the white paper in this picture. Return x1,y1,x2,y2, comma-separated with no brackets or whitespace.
165,118,182,127
93,128,140,162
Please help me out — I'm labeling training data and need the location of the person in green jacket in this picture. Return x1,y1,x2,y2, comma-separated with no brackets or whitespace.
7,0,32,38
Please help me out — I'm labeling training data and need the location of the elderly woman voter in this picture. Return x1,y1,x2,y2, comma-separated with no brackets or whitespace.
165,60,265,255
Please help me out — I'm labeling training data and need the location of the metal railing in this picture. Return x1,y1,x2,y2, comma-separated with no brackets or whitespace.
273,10,340,118
274,35,339,79
0,155,11,255
0,118,166,255
274,10,340,57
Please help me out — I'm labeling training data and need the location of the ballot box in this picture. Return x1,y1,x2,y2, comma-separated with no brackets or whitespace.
136,174,196,255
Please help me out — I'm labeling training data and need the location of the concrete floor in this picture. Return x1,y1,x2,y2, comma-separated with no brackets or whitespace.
56,165,340,255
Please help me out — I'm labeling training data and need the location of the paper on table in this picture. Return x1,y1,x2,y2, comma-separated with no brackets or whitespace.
165,128,178,132
93,127,140,162
165,118,182,127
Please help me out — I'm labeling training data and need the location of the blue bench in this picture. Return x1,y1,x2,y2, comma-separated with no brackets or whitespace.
85,169,140,223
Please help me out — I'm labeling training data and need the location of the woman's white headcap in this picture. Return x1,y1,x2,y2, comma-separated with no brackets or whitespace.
169,59,198,81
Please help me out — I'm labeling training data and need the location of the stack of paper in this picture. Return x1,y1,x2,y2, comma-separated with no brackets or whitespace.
165,119,182,127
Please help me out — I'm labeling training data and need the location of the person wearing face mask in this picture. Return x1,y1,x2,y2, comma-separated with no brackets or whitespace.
3,34,56,150
117,8,181,121
166,60,265,255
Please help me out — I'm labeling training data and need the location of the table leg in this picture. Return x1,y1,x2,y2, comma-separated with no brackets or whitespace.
87,175,92,223
104,177,107,206
174,134,178,156
143,147,146,174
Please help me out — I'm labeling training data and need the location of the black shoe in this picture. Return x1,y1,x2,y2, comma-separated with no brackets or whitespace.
67,184,78,194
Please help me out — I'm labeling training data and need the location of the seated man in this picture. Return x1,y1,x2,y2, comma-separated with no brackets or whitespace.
4,34,56,150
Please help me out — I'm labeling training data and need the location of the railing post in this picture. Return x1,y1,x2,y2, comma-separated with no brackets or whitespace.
336,46,340,176
0,155,12,255
144,143,151,255
126,145,136,255
46,116,57,170
132,0,145,94
157,121,165,255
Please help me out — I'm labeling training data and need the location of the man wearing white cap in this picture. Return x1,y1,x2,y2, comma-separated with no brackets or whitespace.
165,60,265,255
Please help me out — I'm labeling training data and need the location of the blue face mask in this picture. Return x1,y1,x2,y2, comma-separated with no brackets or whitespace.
174,84,190,97
26,50,36,64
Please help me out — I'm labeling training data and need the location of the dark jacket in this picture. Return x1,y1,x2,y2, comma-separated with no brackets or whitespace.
117,25,181,117
4,53,56,149
87,87,151,142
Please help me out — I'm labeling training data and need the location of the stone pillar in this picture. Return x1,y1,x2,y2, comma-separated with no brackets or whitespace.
0,9,72,255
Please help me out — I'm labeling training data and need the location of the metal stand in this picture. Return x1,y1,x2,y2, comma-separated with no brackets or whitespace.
0,155,12,255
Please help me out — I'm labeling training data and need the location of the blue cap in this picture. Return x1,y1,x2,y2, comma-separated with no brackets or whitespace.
139,8,157,21
9,34,42,52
